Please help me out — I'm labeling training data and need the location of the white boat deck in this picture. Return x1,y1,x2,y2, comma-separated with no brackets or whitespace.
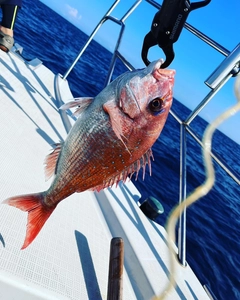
0,47,209,299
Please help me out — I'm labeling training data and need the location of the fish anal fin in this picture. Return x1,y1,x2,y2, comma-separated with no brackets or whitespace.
3,193,56,249
91,148,154,191
44,143,62,181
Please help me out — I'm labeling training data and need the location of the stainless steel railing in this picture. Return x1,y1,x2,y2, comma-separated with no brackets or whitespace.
57,0,240,268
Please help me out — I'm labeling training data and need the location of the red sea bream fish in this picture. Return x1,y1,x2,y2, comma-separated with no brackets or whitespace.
3,59,175,249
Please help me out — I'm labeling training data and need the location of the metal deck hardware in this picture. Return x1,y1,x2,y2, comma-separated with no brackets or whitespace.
107,237,124,300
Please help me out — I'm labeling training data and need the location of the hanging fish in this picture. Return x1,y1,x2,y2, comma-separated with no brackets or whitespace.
3,59,175,249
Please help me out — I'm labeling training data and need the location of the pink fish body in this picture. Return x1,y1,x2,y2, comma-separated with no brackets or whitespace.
4,59,175,249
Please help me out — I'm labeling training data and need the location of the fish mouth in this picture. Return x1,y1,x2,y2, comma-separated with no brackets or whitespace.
152,59,175,84
118,59,175,119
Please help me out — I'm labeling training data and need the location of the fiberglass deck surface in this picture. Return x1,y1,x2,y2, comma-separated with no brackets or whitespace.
0,48,209,300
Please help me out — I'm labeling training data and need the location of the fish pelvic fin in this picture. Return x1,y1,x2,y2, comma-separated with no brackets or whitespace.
44,143,62,181
3,193,56,249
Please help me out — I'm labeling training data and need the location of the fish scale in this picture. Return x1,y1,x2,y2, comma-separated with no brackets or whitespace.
3,59,175,249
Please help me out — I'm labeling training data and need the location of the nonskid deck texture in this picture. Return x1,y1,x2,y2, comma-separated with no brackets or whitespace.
0,49,209,299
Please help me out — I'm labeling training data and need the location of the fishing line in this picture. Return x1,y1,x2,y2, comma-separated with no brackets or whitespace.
153,75,240,300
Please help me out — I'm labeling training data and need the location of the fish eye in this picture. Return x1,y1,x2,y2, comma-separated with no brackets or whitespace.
149,98,164,113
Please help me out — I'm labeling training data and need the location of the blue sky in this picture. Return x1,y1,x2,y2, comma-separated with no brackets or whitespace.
40,0,240,143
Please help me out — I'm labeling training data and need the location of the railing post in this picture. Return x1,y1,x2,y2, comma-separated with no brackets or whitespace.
205,43,240,89
103,24,125,87
178,123,187,266
62,0,121,80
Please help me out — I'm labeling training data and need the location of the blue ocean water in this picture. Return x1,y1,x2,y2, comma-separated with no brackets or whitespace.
3,0,240,299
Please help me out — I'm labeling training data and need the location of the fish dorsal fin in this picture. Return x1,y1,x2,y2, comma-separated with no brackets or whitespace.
60,97,94,117
91,148,154,192
44,143,62,181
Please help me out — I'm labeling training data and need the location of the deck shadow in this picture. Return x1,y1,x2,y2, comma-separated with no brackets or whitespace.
74,231,103,300
1,56,64,144
105,183,187,299
0,233,5,248
185,280,198,300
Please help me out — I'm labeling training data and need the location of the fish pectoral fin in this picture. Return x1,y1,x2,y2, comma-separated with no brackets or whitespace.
44,143,62,181
103,102,130,153
60,97,94,117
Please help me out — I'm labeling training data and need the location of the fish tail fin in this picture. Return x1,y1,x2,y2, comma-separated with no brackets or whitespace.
3,193,56,249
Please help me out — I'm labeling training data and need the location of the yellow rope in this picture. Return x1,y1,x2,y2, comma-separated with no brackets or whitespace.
10,6,18,30
153,75,240,300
